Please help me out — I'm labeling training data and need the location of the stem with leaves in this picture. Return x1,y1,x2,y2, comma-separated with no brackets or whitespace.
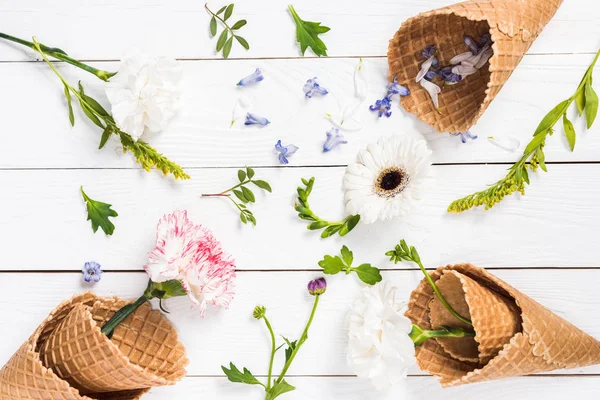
409,324,475,346
449,49,600,212
202,167,272,225
205,3,249,58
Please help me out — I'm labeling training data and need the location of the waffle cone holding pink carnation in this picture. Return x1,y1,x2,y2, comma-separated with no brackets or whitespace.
388,0,563,133
405,264,600,386
0,292,188,399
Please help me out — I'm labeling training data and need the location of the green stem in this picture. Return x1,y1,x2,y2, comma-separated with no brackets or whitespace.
0,32,116,81
204,3,236,35
275,295,320,383
263,316,277,389
409,324,474,346
101,293,152,337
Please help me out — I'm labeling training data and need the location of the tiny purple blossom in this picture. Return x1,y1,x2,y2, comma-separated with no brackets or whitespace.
421,45,439,68
275,140,298,165
440,67,462,84
323,128,347,152
303,77,329,98
424,70,438,81
369,97,392,118
308,277,327,296
237,68,264,86
82,261,103,283
386,76,410,97
450,130,478,143
245,112,270,126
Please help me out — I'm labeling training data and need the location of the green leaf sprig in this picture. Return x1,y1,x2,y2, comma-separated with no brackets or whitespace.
223,285,325,400
19,36,189,180
288,5,330,57
448,49,600,213
80,186,118,235
205,3,249,58
294,177,360,238
318,246,382,285
202,167,272,225
386,239,472,326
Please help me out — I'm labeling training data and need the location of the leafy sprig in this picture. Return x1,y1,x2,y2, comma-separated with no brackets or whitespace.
449,49,600,212
318,246,382,285
205,3,249,58
80,186,118,235
294,177,360,238
386,239,472,326
288,5,330,57
202,167,272,226
29,37,189,180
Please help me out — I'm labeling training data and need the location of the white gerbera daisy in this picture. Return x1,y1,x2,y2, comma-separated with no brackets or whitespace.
343,135,432,224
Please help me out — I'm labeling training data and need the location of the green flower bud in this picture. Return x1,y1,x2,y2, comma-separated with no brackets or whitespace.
253,305,266,320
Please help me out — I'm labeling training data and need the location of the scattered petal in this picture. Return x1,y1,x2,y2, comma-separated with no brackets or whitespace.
354,58,368,99
440,67,462,84
237,68,264,86
231,97,252,127
421,45,438,68
488,135,520,152
82,261,103,283
452,64,478,78
323,128,347,152
275,140,298,164
369,97,392,118
464,35,481,54
424,70,437,81
245,112,270,126
450,51,473,65
387,76,410,97
416,56,436,82
303,77,329,98
450,131,478,143
419,79,441,109
476,48,494,69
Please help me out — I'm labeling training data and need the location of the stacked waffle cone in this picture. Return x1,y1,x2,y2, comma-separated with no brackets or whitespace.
405,264,600,386
388,0,563,133
0,293,188,399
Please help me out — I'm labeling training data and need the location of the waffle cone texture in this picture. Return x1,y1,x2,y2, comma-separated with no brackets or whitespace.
406,264,600,387
0,292,188,399
388,0,563,133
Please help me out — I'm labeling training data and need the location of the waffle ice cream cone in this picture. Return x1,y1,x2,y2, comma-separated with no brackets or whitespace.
388,0,563,133
406,264,600,387
0,293,187,399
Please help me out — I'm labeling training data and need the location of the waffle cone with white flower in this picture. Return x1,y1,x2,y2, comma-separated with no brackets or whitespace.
405,263,600,386
387,0,563,133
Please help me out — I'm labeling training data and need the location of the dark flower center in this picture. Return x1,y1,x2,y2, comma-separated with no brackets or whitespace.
380,170,403,190
375,167,409,197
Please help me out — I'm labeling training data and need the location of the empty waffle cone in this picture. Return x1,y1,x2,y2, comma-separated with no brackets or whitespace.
388,0,563,133
0,292,186,399
406,264,600,387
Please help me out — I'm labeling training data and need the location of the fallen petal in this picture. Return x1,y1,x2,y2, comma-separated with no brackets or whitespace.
231,97,252,127
237,68,264,86
416,57,435,82
420,79,441,109
450,51,474,65
354,59,368,99
476,48,494,69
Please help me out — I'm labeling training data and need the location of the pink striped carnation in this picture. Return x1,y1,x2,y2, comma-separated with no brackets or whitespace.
143,210,236,316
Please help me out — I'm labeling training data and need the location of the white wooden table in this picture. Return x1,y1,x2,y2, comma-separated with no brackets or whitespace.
1,0,599,399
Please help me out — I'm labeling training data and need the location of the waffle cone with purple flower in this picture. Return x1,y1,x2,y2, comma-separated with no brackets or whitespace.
0,292,187,399
388,0,563,133
405,264,600,386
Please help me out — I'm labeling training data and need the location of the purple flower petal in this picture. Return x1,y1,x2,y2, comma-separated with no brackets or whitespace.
237,68,264,86
275,140,298,165
303,77,329,98
245,112,270,126
82,261,103,283
323,128,347,152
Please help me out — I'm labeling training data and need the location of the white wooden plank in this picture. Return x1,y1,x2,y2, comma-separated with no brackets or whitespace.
145,376,600,399
2,270,599,377
0,0,597,61
0,55,598,169
1,165,599,271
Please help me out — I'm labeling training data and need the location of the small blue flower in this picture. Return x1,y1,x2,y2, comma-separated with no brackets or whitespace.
237,68,264,86
424,70,438,81
275,140,298,164
440,67,462,84
245,112,270,126
82,261,103,283
303,77,329,98
421,45,438,68
386,76,410,97
369,97,392,118
450,130,478,143
322,128,347,152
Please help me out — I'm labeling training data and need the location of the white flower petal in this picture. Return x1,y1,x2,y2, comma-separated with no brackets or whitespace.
419,79,441,109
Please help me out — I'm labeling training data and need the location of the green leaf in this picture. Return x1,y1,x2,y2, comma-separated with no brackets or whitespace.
216,5,227,14
524,132,546,155
536,148,547,172
252,179,272,192
320,224,341,238
288,5,330,57
308,221,328,230
246,167,255,179
233,189,248,203
340,245,353,266
339,214,360,237
216,29,228,52
240,212,247,224
575,89,586,116
224,4,234,20
223,37,234,58
353,264,383,285
80,186,118,235
78,82,110,117
238,169,247,182
585,82,598,128
318,255,345,274
231,19,247,30
241,186,255,202
533,100,570,136
210,16,217,36
266,380,296,400
235,35,250,50
283,339,297,363
98,126,111,149
563,114,576,151
521,166,530,185
247,213,256,226
221,363,263,386
64,84,74,126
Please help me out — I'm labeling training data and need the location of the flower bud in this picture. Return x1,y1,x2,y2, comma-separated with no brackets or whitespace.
253,305,266,319
307,277,327,296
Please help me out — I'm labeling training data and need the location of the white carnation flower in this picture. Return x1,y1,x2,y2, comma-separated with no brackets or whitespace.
347,282,416,391
106,49,182,141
